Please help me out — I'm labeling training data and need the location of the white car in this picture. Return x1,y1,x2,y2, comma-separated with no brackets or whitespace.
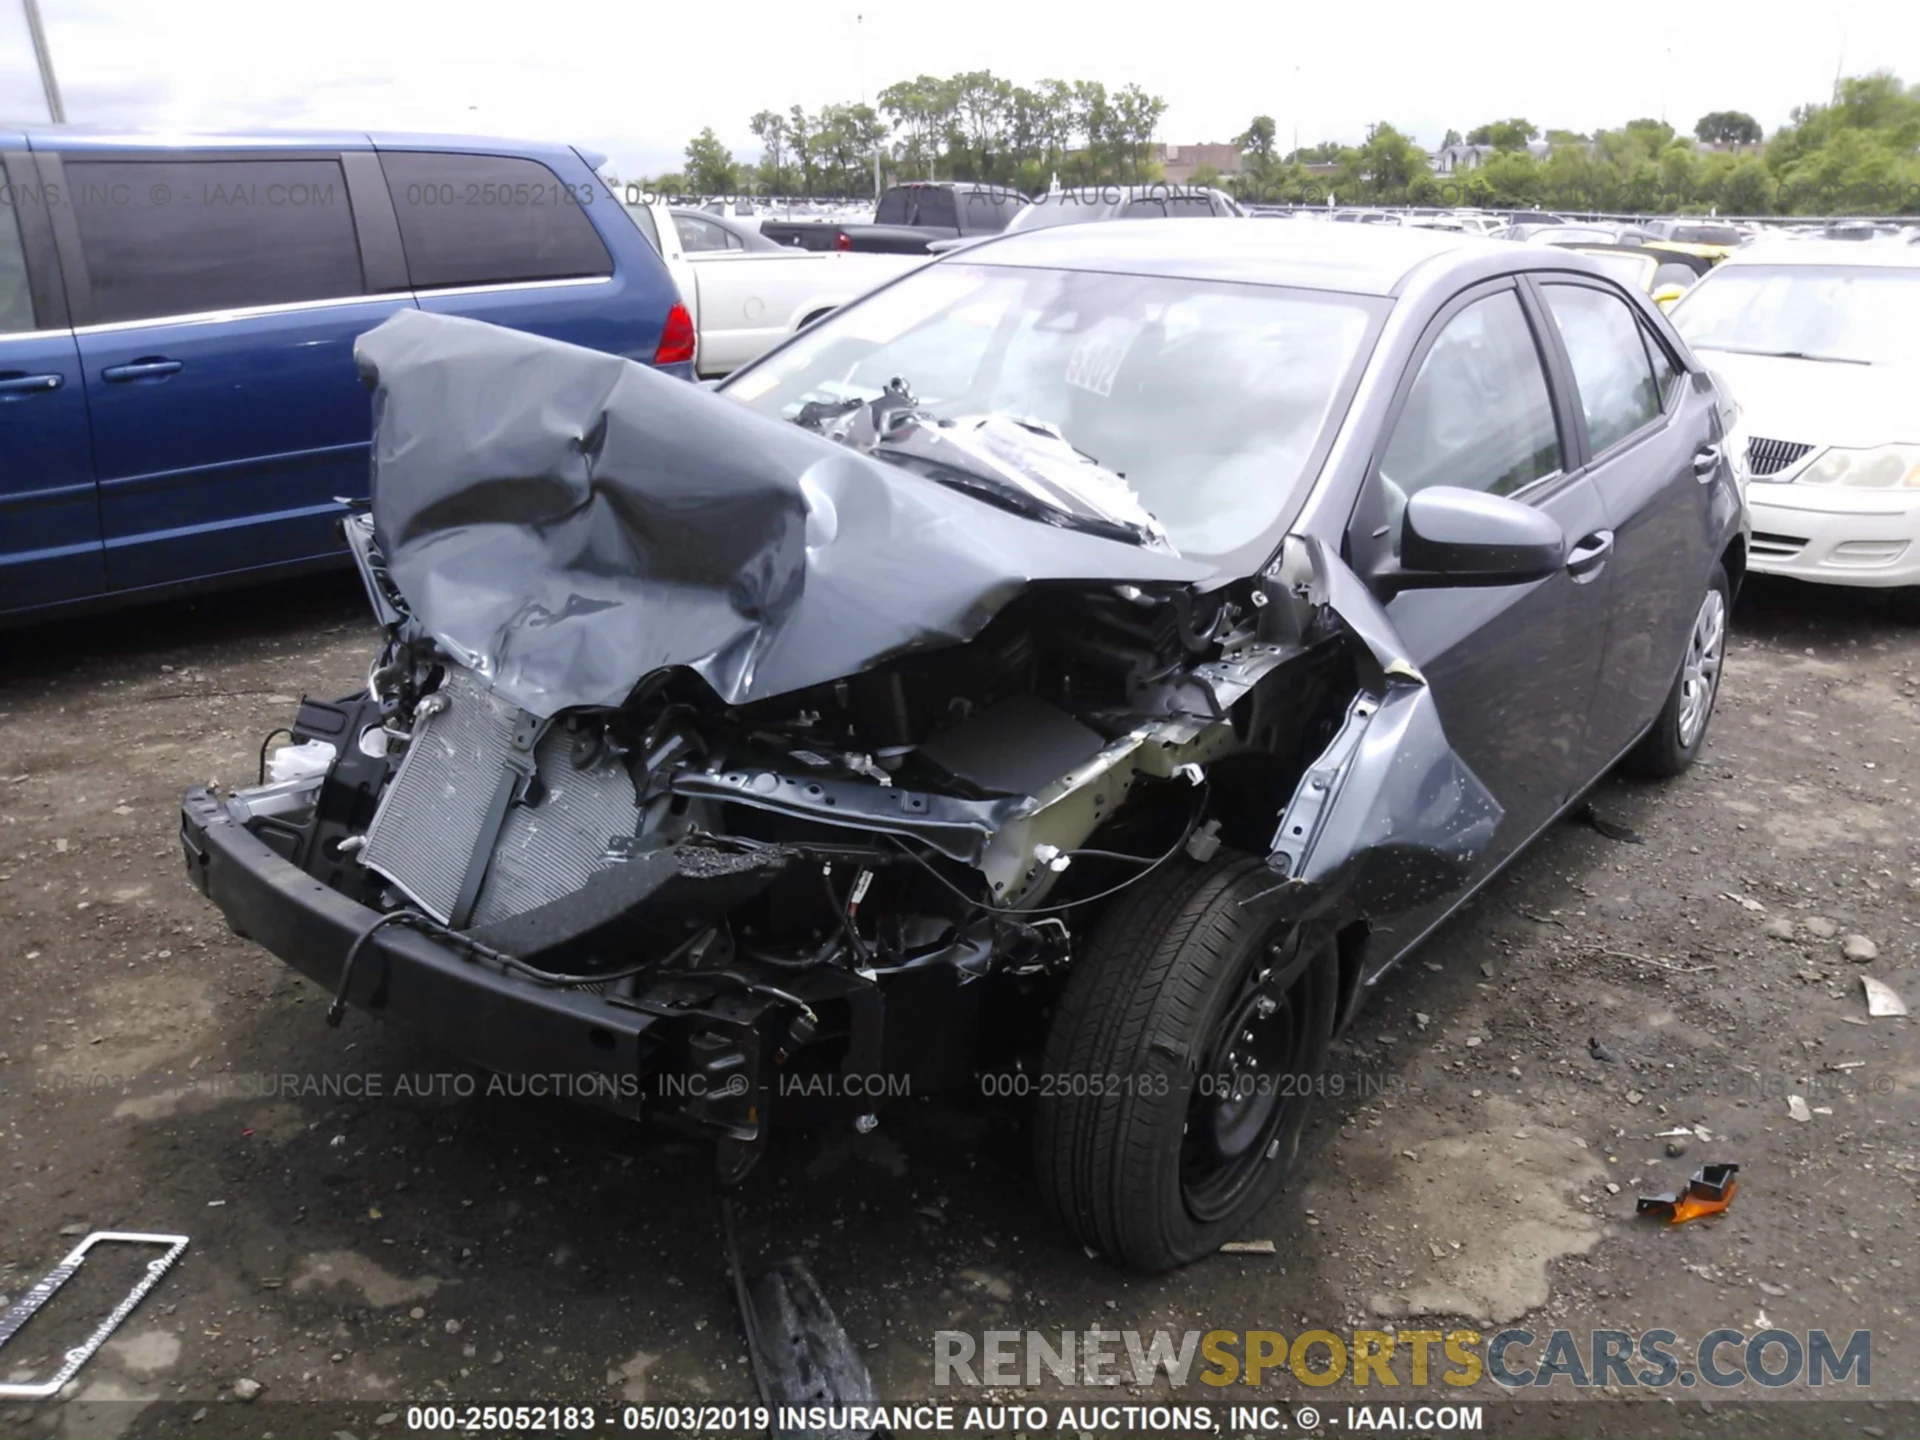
1668,240,1920,593
620,201,923,377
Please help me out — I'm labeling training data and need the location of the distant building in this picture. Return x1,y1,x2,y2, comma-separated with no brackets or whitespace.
1155,143,1244,184
1429,140,1553,173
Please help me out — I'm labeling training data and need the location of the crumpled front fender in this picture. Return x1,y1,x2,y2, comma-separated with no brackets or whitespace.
1260,537,1504,927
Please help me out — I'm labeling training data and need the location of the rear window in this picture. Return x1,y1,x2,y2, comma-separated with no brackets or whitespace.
877,187,957,229
381,152,612,289
1121,195,1219,219
64,157,365,324
0,200,32,333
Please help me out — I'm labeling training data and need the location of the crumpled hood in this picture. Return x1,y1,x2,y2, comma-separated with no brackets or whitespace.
1701,348,1920,449
355,310,1210,718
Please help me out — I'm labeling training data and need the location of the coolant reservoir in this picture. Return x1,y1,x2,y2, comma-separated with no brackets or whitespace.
265,739,338,784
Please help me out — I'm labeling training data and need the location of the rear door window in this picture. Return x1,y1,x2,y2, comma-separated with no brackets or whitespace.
380,152,612,289
0,198,33,332
63,157,365,324
674,214,739,252
1541,282,1661,452
622,202,662,255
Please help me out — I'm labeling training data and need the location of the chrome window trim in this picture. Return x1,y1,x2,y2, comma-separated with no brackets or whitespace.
71,291,414,336
414,275,613,300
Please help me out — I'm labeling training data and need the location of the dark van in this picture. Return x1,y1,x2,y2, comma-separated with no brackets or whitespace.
0,129,693,619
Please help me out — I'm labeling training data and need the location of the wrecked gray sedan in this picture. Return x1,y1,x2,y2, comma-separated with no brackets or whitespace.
180,222,1746,1271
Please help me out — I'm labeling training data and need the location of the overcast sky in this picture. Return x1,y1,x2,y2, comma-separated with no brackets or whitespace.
3,0,1917,180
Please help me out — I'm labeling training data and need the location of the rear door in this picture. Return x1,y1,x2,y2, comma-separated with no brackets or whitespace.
1346,279,1614,867
45,144,414,592
376,148,665,363
1530,275,1720,769
1,145,100,610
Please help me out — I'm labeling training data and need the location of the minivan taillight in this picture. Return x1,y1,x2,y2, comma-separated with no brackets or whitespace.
834,231,852,252
654,303,696,367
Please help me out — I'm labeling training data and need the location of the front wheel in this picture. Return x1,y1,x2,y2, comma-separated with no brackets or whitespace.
1627,564,1730,778
1033,853,1339,1272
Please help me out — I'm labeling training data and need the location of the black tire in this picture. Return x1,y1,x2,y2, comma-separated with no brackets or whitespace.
1033,852,1338,1272
1626,563,1730,779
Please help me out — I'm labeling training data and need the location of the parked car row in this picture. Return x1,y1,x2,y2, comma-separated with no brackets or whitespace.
620,200,925,376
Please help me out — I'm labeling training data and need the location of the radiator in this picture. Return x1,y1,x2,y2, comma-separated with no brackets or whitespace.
361,669,638,926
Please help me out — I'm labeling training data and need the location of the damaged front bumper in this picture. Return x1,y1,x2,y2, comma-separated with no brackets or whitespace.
178,785,887,1164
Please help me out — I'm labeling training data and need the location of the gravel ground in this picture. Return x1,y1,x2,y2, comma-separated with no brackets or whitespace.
0,570,1914,1439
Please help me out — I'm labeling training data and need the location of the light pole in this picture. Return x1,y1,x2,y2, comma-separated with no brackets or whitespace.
857,12,882,201
1291,64,1300,164
22,0,66,124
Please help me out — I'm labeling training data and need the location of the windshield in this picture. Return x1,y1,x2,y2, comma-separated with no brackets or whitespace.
1006,194,1125,231
1672,265,1920,366
1669,224,1741,246
722,262,1380,564
1573,250,1656,289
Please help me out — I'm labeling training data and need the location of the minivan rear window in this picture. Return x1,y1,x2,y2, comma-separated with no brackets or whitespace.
0,201,33,333
65,158,365,325
380,152,613,290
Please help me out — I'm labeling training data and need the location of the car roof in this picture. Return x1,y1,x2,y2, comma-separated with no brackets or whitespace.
16,124,587,165
1719,238,1920,269
959,218,1518,296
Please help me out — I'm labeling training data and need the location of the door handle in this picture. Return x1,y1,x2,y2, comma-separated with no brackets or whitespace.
0,372,63,397
1567,529,1614,583
1692,444,1722,480
101,358,184,383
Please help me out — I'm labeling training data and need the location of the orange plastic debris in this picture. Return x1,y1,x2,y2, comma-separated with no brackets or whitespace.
1636,1163,1740,1224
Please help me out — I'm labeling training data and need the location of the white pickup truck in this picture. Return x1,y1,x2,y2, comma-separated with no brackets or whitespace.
621,201,926,378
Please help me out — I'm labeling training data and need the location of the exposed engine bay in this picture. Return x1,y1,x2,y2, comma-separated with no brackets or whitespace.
189,310,1503,1185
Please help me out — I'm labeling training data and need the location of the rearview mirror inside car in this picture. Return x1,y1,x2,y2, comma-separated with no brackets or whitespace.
1377,486,1566,596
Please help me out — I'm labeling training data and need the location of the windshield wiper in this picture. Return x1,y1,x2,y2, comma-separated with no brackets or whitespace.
885,457,1156,547
791,380,1167,549
1703,344,1870,365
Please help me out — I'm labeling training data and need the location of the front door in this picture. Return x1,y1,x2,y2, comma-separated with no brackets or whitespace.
1347,280,1616,882
0,147,99,611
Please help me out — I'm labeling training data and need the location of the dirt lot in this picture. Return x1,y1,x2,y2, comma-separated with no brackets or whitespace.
1,571,1915,1439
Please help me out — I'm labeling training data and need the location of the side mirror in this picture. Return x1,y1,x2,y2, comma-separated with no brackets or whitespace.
1651,283,1687,310
1377,486,1565,596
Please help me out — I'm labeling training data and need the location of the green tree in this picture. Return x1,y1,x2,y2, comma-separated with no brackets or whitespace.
1467,117,1537,150
1234,115,1280,197
1694,110,1762,146
748,109,788,192
1441,128,1463,148
684,128,737,195
1716,156,1774,213
1356,122,1427,198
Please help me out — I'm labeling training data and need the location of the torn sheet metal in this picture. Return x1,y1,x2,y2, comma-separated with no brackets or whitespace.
355,310,1208,719
0,1232,189,1400
1262,542,1502,920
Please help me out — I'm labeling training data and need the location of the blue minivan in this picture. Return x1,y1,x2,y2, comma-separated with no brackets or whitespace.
0,129,693,619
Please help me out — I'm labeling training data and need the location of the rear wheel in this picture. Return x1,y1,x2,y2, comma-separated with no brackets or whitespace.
1033,852,1338,1272
1627,564,1729,778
